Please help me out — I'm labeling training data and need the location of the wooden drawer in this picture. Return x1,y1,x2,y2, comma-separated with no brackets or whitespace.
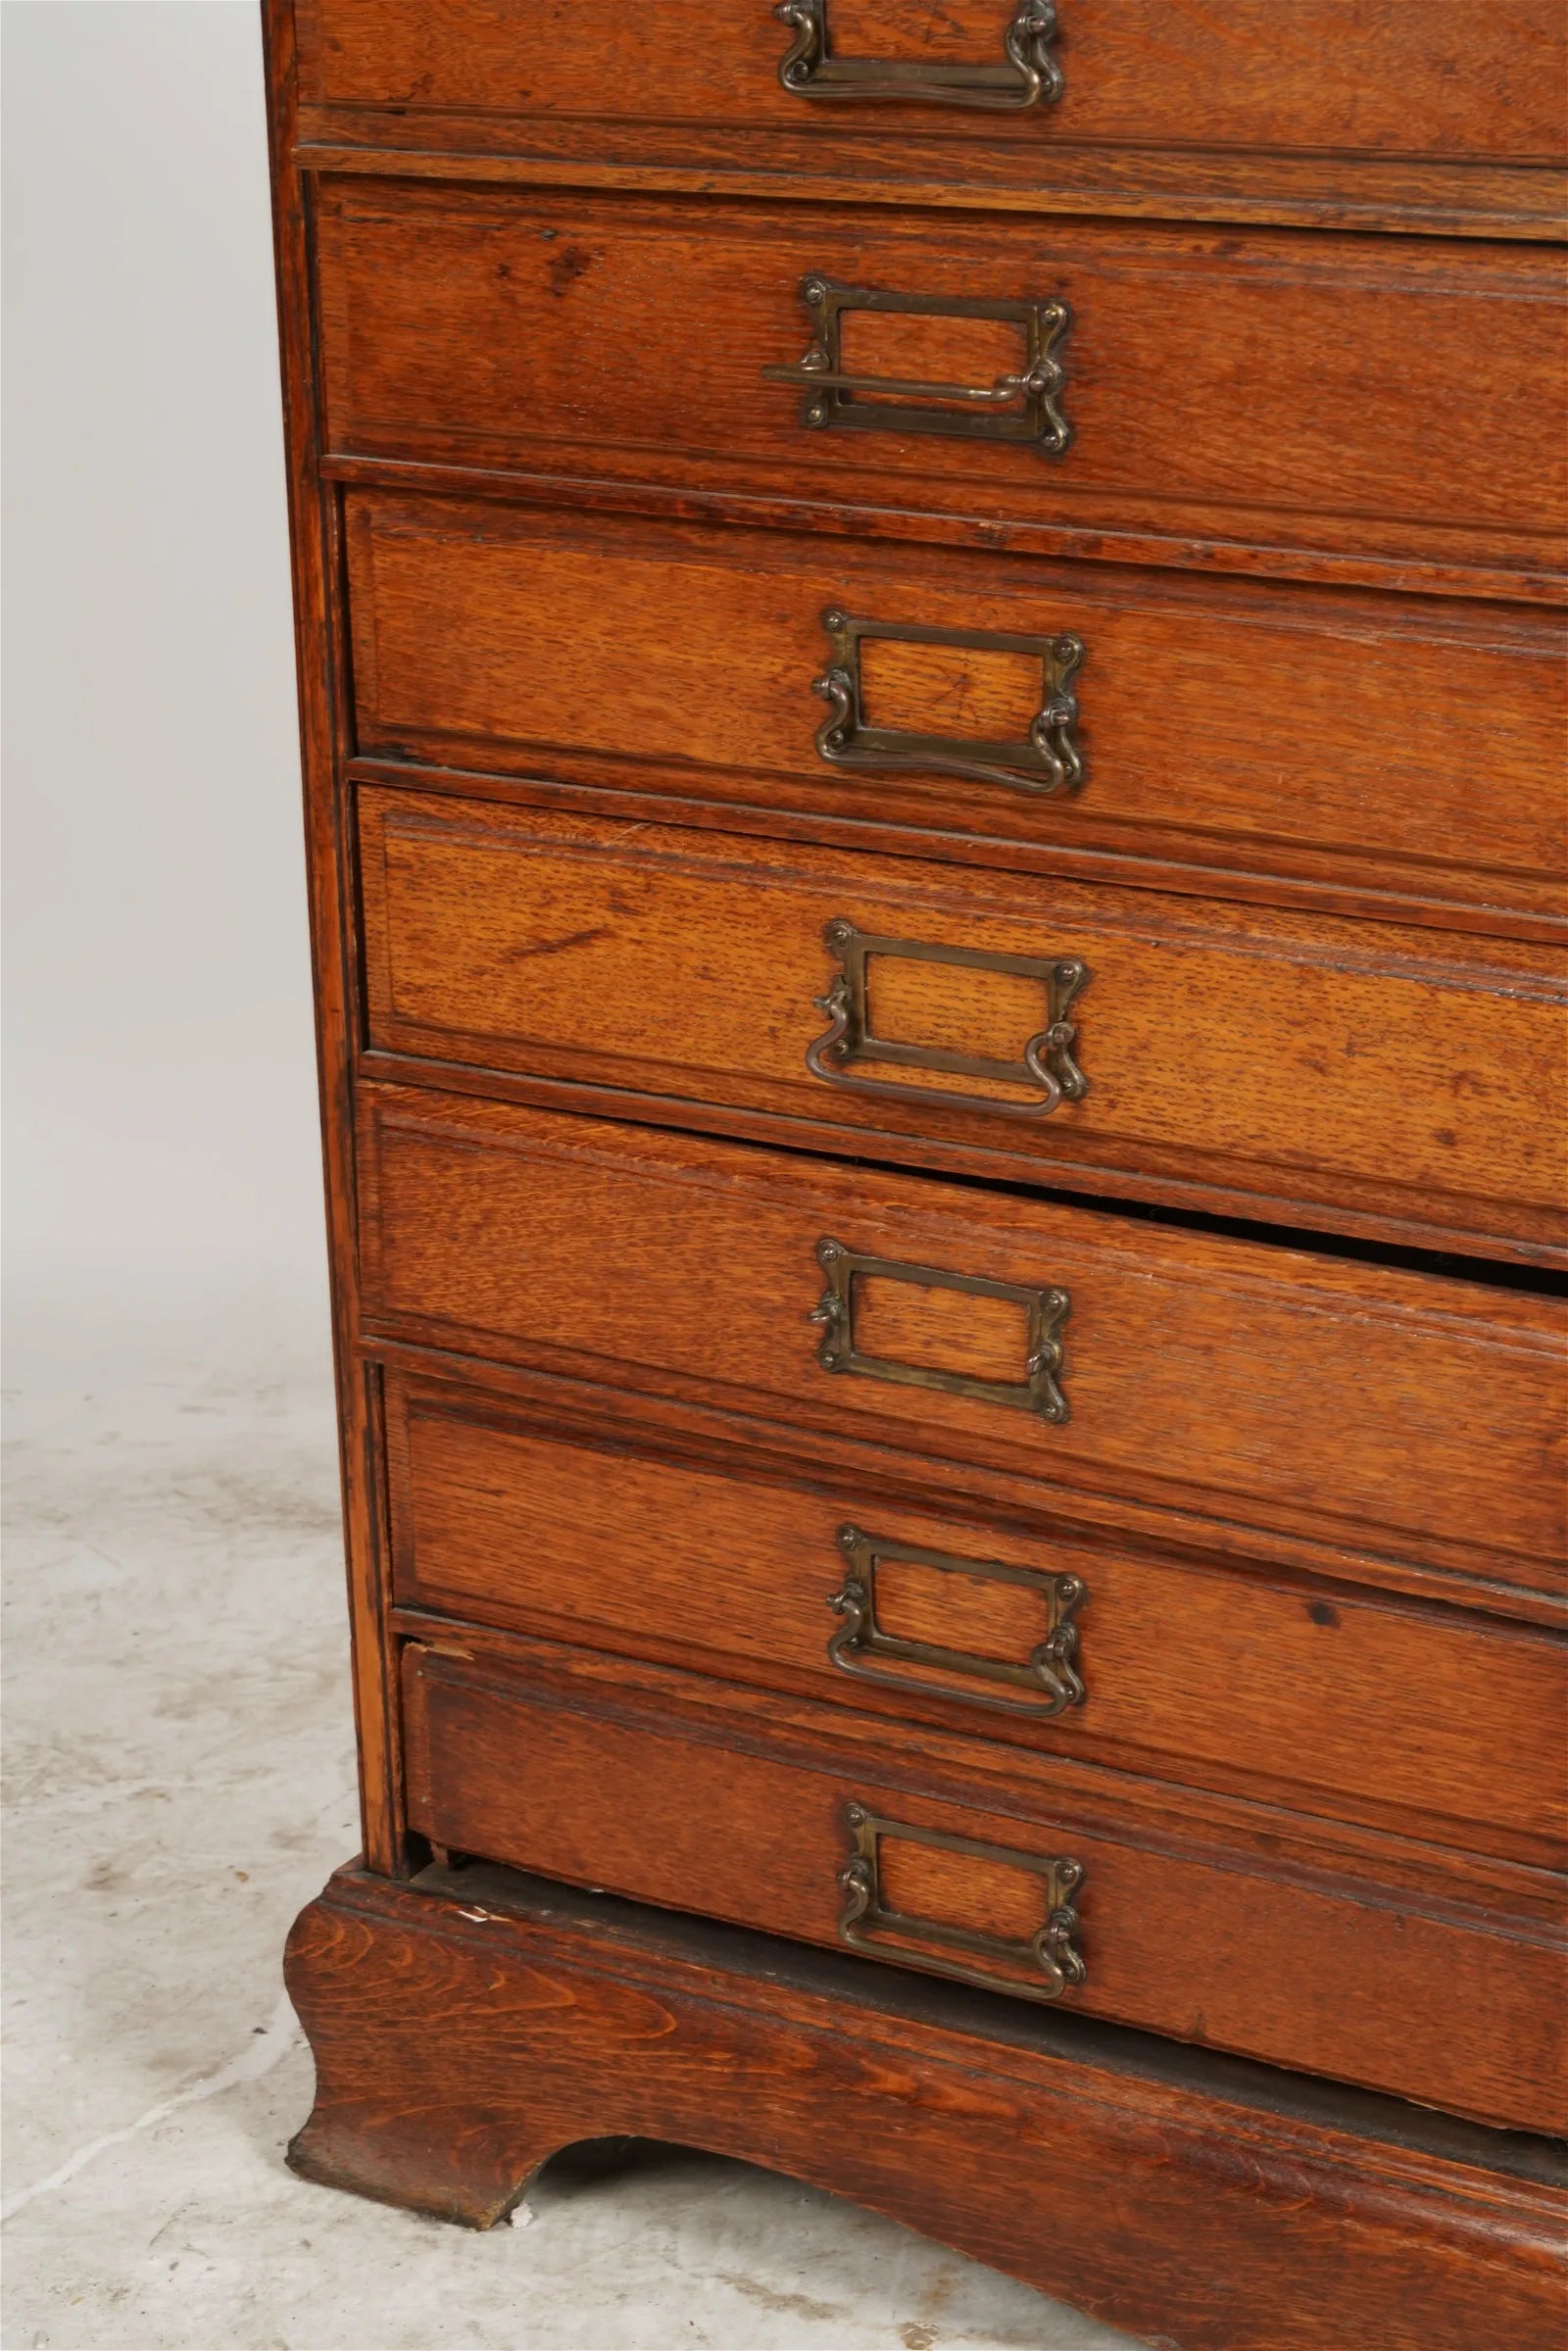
357,1087,1568,1600
358,787,1568,1263
299,0,1565,166
315,183,1567,588
386,1373,1568,1869
399,1636,1568,2132
347,495,1568,935
295,1,1568,239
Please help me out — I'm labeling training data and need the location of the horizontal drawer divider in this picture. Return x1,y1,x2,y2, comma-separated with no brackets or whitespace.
355,1084,1567,1601
399,1634,1568,2129
361,1041,1568,1281
363,1331,1568,1633
393,1614,1568,1924
346,753,1568,949
319,447,1568,611
380,1357,1567,1871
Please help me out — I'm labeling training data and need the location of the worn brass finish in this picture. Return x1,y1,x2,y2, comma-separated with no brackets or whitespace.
838,1804,1087,2001
763,278,1070,453
809,611,1084,797
776,0,1065,113
807,918,1089,1120
828,1527,1087,1716
808,1238,1070,1422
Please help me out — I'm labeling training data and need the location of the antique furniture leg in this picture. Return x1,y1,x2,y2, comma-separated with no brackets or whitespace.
286,1865,1568,2351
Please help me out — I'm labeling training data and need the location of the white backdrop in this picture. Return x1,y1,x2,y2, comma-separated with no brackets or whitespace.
4,0,329,1389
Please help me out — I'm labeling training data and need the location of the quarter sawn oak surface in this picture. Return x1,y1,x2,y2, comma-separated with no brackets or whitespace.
316,182,1568,594
384,1371,1568,1867
398,1634,1568,2131
294,0,1568,241
358,784,1568,1262
285,1865,1568,2351
356,1084,1567,1597
347,493,1568,935
265,0,1568,2338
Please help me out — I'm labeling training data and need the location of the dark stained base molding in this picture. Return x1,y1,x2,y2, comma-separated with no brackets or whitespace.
285,1861,1568,2351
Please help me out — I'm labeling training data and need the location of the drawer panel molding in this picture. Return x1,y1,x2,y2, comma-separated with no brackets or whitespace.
297,0,1568,169
345,497,1568,932
356,789,1568,1261
359,1090,1568,1596
296,1,1568,244
317,187,1567,586
381,1371,1568,1860
399,1635,1568,2131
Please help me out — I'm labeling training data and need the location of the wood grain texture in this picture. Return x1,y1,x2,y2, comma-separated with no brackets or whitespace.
345,494,1568,936
382,1370,1568,1869
297,0,1568,160
354,1087,1568,1600
355,784,1568,1262
370,1338,1568,1631
261,0,406,1874
270,0,1568,2306
295,122,1568,245
286,1864,1568,2351
314,182,1568,591
395,1634,1568,2131
321,448,1568,611
292,0,1568,211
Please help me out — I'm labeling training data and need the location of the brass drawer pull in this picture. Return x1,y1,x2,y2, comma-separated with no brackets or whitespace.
829,1527,1087,1717
770,362,1057,409
808,1238,1070,1422
807,919,1089,1119
838,1805,1087,2002
810,611,1084,797
763,278,1070,454
776,1,1065,114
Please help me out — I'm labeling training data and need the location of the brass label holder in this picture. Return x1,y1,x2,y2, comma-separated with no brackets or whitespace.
763,277,1070,454
776,1,1065,113
807,918,1089,1120
829,1527,1087,1717
838,1805,1087,2002
810,611,1084,798
808,1238,1070,1422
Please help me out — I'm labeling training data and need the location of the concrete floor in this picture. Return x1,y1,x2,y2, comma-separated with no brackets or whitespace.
2,1327,1138,2350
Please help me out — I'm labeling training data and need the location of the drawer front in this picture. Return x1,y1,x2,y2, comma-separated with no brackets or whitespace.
400,1640,1568,2132
387,1373,1568,1866
348,496,1568,931
358,788,1568,1261
315,183,1566,581
299,0,1566,171
357,1087,1568,1597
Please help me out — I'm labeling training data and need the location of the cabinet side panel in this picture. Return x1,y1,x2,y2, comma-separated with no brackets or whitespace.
262,0,404,1874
